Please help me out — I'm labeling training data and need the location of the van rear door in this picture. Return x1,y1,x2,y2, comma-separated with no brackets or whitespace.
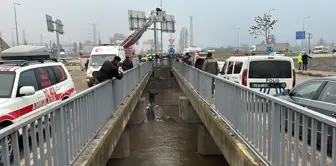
248,59,293,95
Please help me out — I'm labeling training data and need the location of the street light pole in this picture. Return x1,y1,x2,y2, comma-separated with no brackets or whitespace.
302,16,310,51
237,28,240,48
89,23,96,46
14,3,20,45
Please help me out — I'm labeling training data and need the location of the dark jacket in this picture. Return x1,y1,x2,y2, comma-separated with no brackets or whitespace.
195,58,205,69
302,54,312,64
122,59,134,71
95,60,123,83
84,60,89,70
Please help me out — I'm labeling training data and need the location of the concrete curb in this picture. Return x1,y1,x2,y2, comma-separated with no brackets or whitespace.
296,70,332,77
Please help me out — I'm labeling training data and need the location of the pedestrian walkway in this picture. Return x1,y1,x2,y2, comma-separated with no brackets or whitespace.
296,69,336,77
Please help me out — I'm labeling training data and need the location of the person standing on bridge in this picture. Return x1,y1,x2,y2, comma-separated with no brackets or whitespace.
121,55,134,71
93,56,123,85
202,52,219,95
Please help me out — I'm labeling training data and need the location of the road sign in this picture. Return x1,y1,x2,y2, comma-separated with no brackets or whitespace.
168,47,175,54
169,39,174,45
296,31,305,40
168,45,175,48
266,47,273,53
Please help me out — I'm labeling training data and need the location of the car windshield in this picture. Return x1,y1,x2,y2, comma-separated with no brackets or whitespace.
90,54,116,66
249,60,292,78
0,72,15,98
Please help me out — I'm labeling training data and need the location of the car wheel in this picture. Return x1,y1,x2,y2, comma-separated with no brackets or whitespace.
0,126,14,165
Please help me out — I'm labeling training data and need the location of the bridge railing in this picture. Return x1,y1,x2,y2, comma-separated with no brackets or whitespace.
173,62,336,166
0,62,152,166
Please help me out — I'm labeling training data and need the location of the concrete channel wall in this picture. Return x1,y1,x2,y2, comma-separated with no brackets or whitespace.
172,68,260,166
72,70,152,166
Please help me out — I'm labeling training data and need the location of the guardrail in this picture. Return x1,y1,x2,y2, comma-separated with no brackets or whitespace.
0,62,152,166
173,62,336,166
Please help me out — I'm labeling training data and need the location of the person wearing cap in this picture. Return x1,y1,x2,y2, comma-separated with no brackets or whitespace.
93,56,124,85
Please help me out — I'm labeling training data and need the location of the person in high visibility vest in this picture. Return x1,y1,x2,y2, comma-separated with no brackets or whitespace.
298,53,303,70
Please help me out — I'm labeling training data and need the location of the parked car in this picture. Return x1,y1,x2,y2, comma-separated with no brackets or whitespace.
277,77,336,152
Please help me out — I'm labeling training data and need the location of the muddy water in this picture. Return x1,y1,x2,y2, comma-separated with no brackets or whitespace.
107,119,229,166
107,68,229,166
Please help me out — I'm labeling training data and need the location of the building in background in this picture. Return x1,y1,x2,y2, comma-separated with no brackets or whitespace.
110,33,128,45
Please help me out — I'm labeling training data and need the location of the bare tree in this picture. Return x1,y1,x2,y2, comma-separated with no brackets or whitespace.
317,38,325,46
178,27,189,52
249,13,278,43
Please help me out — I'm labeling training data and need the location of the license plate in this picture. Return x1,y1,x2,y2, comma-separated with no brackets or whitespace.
250,83,286,88
250,83,269,88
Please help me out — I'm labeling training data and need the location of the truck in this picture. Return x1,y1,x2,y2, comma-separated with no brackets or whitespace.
250,43,289,54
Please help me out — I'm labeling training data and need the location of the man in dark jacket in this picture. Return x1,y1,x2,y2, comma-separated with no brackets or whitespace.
302,52,313,71
122,56,134,71
94,56,123,85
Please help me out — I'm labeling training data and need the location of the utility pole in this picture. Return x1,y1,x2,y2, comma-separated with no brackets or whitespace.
14,3,21,45
89,23,96,46
302,16,310,51
160,0,163,53
40,34,43,45
237,28,240,48
190,16,194,46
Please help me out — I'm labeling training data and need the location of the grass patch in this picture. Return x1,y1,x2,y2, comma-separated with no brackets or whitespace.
213,52,233,59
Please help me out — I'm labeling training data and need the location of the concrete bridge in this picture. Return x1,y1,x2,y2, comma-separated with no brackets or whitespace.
0,61,335,166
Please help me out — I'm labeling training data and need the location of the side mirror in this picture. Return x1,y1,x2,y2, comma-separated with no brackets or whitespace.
283,89,291,96
19,86,35,96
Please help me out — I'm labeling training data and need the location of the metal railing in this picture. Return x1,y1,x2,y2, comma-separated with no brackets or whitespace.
0,62,152,166
173,62,336,166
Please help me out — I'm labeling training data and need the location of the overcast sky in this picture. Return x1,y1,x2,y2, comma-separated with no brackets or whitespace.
0,0,335,49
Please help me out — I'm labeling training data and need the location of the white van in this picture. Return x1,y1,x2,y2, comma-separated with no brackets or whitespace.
219,55,296,95
86,45,126,87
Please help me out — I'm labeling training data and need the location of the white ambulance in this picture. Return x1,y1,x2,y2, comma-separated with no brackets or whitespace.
86,45,126,87
219,55,296,95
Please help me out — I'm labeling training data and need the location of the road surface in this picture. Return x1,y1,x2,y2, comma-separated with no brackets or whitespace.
296,74,316,85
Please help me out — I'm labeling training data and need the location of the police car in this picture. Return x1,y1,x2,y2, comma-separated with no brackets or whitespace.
0,46,76,128
219,54,295,95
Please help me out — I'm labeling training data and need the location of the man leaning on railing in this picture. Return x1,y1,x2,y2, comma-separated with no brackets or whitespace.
93,56,124,85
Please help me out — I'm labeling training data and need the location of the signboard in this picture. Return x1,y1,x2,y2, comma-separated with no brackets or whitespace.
46,15,55,32
169,39,174,45
128,10,147,31
266,47,273,53
168,47,175,54
296,31,305,40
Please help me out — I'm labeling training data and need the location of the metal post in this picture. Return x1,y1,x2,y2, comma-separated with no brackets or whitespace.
154,22,157,54
308,33,311,54
302,20,305,51
161,23,163,53
238,28,240,48
56,31,61,62
14,3,20,45
11,29,15,46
